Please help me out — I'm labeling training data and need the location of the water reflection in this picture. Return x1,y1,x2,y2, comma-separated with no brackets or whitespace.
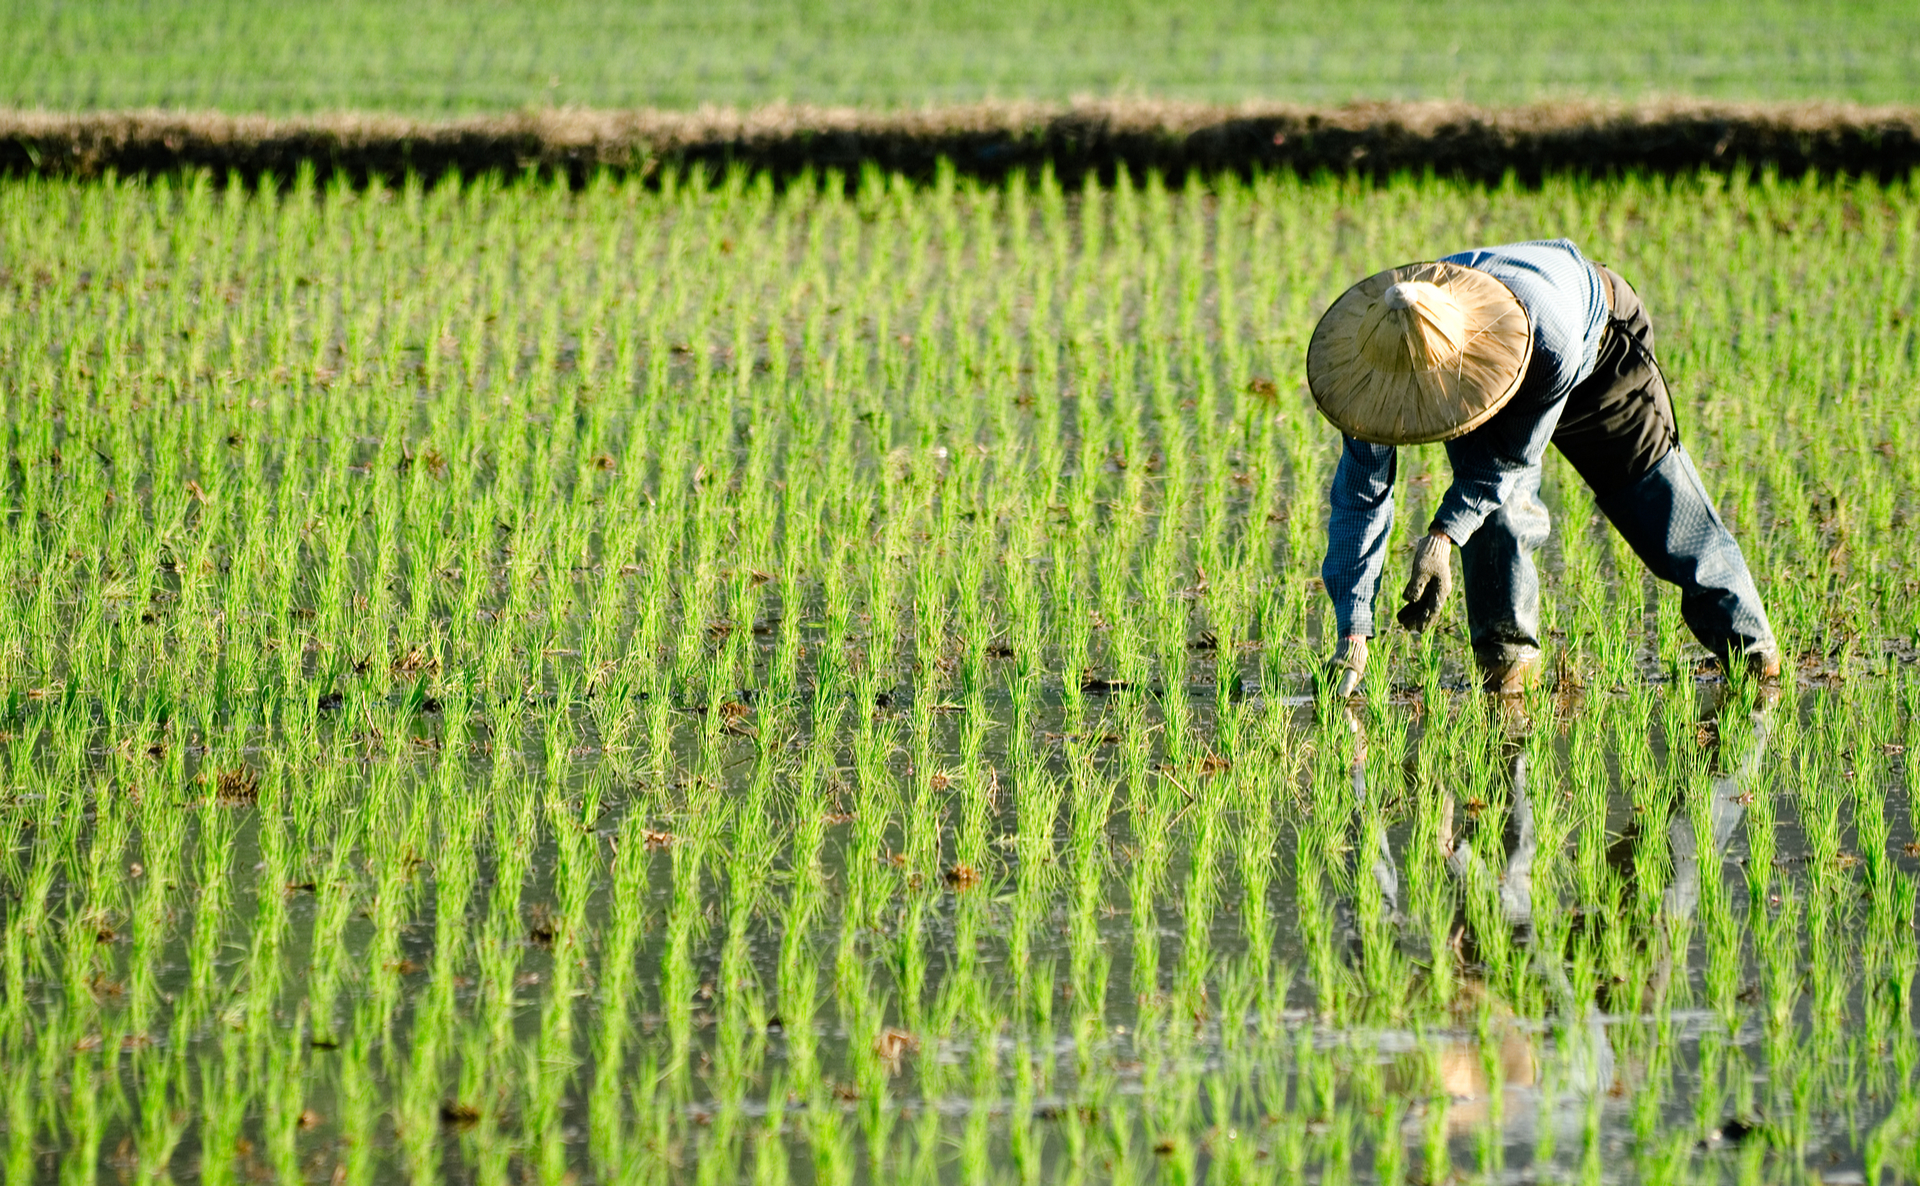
1660,691,1773,919
1341,686,1775,1153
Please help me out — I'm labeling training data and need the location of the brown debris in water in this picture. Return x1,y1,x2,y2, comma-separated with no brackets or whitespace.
212,766,259,804
873,1027,918,1070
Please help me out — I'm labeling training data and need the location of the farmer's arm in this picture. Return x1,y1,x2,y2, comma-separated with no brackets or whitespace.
1322,436,1398,638
1429,238,1609,546
1428,399,1564,545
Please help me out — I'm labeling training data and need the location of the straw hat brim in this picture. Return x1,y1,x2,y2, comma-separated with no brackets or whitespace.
1306,261,1533,446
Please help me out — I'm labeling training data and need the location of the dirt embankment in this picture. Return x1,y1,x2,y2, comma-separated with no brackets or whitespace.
5,100,1920,187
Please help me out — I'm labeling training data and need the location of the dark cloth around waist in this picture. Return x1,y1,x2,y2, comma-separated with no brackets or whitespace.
1549,263,1679,498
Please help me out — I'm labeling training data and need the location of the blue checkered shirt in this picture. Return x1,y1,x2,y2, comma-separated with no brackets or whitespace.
1321,239,1610,637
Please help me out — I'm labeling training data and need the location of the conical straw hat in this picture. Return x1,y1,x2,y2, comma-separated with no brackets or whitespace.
1306,261,1533,445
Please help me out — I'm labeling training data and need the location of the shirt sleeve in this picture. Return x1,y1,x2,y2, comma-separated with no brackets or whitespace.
1428,240,1607,544
1429,392,1568,544
1321,436,1397,638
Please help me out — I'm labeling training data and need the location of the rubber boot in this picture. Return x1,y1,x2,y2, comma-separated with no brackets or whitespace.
1476,646,1542,697
1739,645,1781,684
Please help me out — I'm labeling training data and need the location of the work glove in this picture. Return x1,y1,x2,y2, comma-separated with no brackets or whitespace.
1397,533,1452,632
1323,635,1368,699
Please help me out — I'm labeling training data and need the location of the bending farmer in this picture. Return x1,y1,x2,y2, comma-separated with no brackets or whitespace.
1308,238,1778,695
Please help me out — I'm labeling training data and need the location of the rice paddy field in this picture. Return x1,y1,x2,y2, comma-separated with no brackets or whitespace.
2,162,1920,1184
8,0,1920,113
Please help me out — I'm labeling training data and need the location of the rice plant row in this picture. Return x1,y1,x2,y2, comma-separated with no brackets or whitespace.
0,162,1917,1182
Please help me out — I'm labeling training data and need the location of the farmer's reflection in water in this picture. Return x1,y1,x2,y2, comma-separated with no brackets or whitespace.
1337,686,1774,1141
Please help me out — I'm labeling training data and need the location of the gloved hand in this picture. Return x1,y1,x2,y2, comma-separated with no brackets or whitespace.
1324,635,1368,698
1397,532,1453,632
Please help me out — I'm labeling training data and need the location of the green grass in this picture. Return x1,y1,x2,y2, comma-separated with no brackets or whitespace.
0,163,1918,1181
6,0,1920,114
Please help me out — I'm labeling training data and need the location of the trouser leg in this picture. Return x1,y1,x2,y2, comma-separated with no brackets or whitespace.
1555,263,1776,667
1553,266,1676,498
1594,444,1776,662
1459,463,1551,671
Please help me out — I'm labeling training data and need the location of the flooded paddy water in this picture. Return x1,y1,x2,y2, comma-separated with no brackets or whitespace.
2,166,1919,1182
7,671,1915,1183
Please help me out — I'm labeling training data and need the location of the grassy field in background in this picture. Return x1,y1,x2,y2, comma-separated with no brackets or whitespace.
7,0,1920,115
0,165,1917,1181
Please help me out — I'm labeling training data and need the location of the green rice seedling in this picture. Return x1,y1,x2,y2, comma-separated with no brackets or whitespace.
2,162,1919,1181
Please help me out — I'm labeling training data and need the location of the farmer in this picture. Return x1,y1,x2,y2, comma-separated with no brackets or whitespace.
1307,238,1779,695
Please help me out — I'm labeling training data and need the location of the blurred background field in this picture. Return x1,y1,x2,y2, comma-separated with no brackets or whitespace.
6,0,1920,115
